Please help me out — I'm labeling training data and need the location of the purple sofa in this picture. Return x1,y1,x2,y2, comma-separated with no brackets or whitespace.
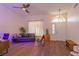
12,33,35,42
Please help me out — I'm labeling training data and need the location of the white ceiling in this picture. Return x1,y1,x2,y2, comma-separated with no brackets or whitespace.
0,3,75,17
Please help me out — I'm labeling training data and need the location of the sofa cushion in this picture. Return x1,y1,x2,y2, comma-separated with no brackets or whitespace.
3,33,9,39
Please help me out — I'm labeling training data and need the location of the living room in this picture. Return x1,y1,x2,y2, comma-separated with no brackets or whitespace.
0,3,79,56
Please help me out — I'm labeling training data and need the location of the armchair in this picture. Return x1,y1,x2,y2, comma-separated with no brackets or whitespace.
0,39,10,55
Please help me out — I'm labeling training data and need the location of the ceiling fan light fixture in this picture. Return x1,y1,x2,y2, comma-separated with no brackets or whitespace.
22,8,26,11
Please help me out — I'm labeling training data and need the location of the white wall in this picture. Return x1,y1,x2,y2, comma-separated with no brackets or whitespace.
67,22,79,44
53,22,67,41
0,5,26,42
67,7,79,45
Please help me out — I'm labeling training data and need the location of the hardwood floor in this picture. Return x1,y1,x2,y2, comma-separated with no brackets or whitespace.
4,41,71,56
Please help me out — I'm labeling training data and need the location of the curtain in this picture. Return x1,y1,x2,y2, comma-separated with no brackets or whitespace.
28,21,43,36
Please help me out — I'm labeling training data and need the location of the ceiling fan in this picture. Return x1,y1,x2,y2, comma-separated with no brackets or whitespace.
13,3,30,13
73,3,78,8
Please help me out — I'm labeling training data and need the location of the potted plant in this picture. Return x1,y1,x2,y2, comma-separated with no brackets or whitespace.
19,27,26,37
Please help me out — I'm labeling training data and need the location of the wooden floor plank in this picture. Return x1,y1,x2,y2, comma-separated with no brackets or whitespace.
4,41,71,56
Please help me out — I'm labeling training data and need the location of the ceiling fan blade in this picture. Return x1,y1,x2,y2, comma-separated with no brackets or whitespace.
73,3,78,8
22,4,30,8
22,4,26,8
26,3,30,8
13,4,30,13
25,9,29,13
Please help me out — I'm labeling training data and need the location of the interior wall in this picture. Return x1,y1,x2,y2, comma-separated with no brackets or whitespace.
0,5,26,42
53,22,67,41
67,7,79,45
67,21,79,44
67,19,79,44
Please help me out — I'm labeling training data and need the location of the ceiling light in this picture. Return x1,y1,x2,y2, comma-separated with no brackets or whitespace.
52,9,66,23
49,9,66,15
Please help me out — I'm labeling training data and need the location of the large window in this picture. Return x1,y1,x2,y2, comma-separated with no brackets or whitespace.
28,21,43,36
52,24,55,34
